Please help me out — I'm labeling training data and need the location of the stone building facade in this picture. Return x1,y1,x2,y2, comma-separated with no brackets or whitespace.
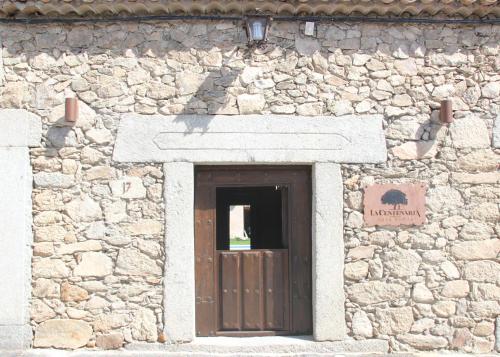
0,0,499,354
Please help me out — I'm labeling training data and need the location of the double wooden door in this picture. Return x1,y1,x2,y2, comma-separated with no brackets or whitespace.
195,166,312,337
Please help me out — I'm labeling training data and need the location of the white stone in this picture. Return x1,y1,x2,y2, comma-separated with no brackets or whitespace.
347,245,376,261
464,261,500,284
86,128,113,145
441,280,469,298
56,240,102,255
433,301,456,317
296,102,323,116
460,221,494,241
113,115,387,164
392,94,412,107
254,78,275,89
271,104,295,114
472,283,500,301
398,334,448,350
65,195,102,222
312,163,346,341
237,94,266,114
351,311,373,338
146,82,175,100
73,252,113,277
432,84,455,100
104,200,127,223
411,318,435,333
131,308,158,342
344,261,369,280
450,239,500,260
0,109,42,147
481,81,500,99
34,319,92,349
81,146,104,164
450,116,490,149
32,259,70,278
85,166,116,181
391,141,438,160
137,239,162,259
382,248,421,278
127,219,162,235
493,115,500,148
30,300,56,323
427,186,463,213
394,59,418,76
376,307,414,335
471,202,499,222
176,71,207,95
348,281,405,306
331,100,354,116
115,248,162,276
239,67,262,86
33,172,74,188
451,172,500,184
440,261,460,279
412,283,434,303
109,176,146,199
470,301,500,319
457,149,499,171
32,278,60,298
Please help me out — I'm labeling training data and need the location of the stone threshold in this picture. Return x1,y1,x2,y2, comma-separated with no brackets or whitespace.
127,336,389,354
3,337,392,356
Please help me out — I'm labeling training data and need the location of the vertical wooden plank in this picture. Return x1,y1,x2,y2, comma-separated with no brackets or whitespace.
242,251,264,330
264,250,287,330
194,172,217,336
289,169,312,334
220,252,241,330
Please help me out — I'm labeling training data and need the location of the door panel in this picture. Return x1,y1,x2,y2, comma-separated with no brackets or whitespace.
218,249,288,332
241,251,263,330
264,250,288,330
220,252,241,330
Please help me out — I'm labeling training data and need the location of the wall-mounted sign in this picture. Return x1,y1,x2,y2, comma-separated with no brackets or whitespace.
363,183,426,226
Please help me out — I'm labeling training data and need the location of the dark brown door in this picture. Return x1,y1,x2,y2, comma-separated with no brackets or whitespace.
195,166,312,337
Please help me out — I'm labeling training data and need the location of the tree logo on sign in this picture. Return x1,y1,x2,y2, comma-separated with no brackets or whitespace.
381,189,408,210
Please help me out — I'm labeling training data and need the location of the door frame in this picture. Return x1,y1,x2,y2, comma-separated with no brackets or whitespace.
114,113,387,344
162,162,346,343
194,166,312,337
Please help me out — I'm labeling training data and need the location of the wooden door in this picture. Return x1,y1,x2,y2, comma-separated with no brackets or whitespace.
195,166,312,337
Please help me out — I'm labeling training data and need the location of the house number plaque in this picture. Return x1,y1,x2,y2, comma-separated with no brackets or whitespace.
363,183,426,226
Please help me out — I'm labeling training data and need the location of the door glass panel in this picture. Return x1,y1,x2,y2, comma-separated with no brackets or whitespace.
229,205,252,250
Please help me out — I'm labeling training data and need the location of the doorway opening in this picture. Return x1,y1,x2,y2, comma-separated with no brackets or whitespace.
195,166,312,337
217,186,285,251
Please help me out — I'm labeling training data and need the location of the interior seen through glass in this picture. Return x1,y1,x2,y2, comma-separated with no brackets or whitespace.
216,186,285,251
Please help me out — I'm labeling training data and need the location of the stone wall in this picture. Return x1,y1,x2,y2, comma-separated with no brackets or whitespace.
0,20,498,352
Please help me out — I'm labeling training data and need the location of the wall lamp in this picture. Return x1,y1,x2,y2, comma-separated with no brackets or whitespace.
245,16,272,46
